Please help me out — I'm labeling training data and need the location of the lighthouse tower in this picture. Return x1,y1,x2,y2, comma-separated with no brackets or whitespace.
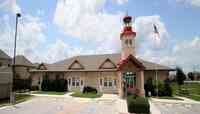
120,15,136,60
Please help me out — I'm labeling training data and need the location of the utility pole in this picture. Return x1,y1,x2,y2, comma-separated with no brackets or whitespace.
10,13,21,105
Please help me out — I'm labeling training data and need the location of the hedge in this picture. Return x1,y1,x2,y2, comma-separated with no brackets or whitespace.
13,79,31,91
127,95,150,113
41,79,67,92
83,86,97,93
145,78,173,97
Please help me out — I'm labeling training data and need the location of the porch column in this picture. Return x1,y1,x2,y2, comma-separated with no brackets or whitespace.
117,71,123,98
138,70,145,97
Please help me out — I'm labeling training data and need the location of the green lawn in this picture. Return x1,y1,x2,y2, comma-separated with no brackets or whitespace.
0,94,33,107
31,91,66,95
71,91,102,98
152,96,183,100
171,83,200,101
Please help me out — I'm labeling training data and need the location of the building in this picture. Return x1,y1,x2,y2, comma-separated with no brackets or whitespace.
14,55,35,79
0,49,12,99
30,15,173,97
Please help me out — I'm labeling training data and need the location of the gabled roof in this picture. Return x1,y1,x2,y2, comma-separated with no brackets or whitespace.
68,60,84,70
0,49,11,60
14,55,33,67
99,58,117,69
117,55,145,70
30,53,173,72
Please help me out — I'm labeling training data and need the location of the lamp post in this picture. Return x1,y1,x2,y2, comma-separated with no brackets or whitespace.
10,13,21,104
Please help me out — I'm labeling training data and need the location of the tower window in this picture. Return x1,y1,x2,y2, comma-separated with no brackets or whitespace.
125,39,129,45
129,40,132,45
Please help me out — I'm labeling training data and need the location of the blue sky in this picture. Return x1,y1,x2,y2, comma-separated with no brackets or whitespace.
0,0,200,72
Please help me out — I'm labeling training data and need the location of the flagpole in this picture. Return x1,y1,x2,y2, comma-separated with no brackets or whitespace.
153,24,159,97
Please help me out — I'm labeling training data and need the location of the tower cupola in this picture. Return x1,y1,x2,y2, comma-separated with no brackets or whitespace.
120,15,136,60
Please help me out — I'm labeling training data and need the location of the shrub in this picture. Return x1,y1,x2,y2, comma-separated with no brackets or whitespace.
13,79,31,91
144,78,155,96
41,79,67,92
127,95,150,113
152,80,173,96
31,86,39,91
83,86,97,93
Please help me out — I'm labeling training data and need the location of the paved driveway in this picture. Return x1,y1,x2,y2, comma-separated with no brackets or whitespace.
0,94,126,114
151,98,200,114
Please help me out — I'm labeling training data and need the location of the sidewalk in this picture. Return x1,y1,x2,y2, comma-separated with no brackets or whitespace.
150,96,200,104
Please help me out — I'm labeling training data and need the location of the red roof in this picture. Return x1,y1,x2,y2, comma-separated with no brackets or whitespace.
117,55,145,70
120,26,136,38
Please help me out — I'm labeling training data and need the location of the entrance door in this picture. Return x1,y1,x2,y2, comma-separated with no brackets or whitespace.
123,72,136,94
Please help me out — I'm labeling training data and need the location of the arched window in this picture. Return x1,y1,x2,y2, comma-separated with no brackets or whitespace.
125,39,129,45
129,39,132,46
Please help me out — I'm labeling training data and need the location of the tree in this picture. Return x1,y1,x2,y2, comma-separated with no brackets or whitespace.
176,67,186,87
188,72,194,80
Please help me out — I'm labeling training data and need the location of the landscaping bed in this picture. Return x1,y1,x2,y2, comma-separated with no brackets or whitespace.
31,91,65,95
71,91,102,98
152,96,183,100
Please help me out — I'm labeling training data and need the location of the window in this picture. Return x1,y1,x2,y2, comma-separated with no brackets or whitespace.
108,78,112,87
104,78,108,87
72,77,80,87
76,77,80,86
125,39,128,45
72,77,75,86
56,74,60,80
129,39,132,46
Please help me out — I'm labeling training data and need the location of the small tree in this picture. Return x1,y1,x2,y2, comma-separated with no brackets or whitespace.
188,72,194,80
176,67,186,89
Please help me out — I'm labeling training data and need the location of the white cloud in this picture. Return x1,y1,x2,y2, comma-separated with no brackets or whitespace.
171,36,200,71
115,0,128,5
0,14,46,63
176,0,200,7
54,0,123,54
0,0,21,14
135,15,169,49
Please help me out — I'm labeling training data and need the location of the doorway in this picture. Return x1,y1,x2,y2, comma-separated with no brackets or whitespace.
123,72,136,95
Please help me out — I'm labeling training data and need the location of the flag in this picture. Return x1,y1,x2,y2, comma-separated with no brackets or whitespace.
153,24,161,45
153,24,159,34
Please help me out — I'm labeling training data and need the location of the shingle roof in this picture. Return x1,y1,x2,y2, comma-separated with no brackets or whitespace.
30,53,173,72
0,49,11,59
14,55,33,67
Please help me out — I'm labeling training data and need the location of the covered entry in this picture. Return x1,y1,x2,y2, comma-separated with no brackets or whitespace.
123,72,136,94
118,55,145,98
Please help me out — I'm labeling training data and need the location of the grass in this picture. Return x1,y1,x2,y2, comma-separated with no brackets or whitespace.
171,82,200,101
0,94,33,107
71,91,102,98
153,96,183,100
31,91,66,95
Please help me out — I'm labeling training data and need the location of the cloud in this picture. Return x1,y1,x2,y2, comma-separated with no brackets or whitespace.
115,0,128,5
171,36,200,71
54,0,123,54
176,0,200,7
0,0,21,14
135,15,169,50
0,14,46,63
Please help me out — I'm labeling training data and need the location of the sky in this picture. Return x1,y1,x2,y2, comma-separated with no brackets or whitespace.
0,0,200,72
